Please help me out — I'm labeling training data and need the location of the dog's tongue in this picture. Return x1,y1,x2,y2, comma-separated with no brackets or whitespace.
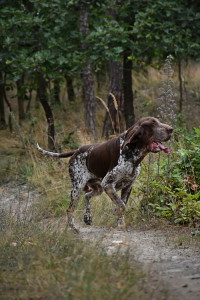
150,142,170,154
157,142,170,153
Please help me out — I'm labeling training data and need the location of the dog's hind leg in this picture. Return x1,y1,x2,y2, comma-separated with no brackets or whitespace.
67,183,85,233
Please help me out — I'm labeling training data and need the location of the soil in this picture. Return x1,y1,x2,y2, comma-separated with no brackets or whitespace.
1,182,200,300
80,226,200,300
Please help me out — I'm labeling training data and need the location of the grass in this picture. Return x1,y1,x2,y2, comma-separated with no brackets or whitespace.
0,134,147,300
0,216,148,300
0,129,169,300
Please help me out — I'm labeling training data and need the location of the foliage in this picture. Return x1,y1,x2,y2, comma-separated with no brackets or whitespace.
176,127,200,187
132,0,200,62
144,127,200,225
1,0,200,81
148,182,200,225
0,0,81,81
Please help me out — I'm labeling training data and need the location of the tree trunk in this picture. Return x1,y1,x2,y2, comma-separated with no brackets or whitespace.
103,60,123,137
3,88,13,132
16,75,25,124
65,75,75,102
3,74,13,132
123,49,135,128
37,72,55,151
103,0,124,137
54,79,61,105
26,86,33,113
178,60,183,114
0,72,6,129
79,3,96,136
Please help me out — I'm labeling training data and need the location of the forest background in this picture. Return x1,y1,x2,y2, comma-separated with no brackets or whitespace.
0,1,200,299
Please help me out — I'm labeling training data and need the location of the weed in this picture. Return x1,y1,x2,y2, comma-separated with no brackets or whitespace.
19,164,34,183
96,95,116,135
157,55,177,125
61,131,80,150
0,219,147,300
140,127,200,226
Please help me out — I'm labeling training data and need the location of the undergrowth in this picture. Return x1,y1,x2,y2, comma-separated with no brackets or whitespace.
139,127,200,227
0,217,150,300
133,56,200,228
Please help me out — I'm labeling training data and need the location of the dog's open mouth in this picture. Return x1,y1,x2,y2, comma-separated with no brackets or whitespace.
149,141,170,154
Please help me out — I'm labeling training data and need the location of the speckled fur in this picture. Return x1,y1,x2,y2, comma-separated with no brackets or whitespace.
67,135,145,231
36,117,173,232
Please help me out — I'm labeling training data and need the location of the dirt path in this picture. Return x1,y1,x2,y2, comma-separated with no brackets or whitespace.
1,183,200,300
79,225,200,300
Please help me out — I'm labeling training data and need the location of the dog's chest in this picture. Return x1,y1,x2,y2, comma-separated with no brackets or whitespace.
111,153,141,189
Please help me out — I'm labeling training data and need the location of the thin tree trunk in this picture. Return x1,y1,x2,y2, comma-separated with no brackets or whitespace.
37,72,55,151
178,60,183,113
3,74,12,132
123,49,135,128
54,79,61,105
103,0,124,137
3,86,13,132
16,75,25,124
65,75,75,102
103,60,123,137
81,64,96,136
79,3,96,136
0,72,6,129
26,87,33,113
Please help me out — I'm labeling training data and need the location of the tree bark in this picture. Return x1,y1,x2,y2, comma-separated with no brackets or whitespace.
26,86,33,113
103,60,123,137
79,3,96,136
3,74,13,132
65,75,75,102
54,79,61,105
0,72,6,129
16,75,25,124
123,49,135,128
103,0,124,137
3,87,13,132
37,72,55,151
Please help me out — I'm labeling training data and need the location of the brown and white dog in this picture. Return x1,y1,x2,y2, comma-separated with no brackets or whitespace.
36,117,173,232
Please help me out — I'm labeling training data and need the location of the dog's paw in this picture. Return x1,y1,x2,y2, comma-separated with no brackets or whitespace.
84,212,92,225
116,216,126,230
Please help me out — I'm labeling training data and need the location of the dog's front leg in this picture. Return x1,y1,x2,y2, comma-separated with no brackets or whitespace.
115,184,133,227
121,184,133,205
102,176,126,229
102,182,126,214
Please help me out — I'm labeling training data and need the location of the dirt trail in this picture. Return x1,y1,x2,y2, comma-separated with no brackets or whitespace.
80,225,200,300
1,183,200,300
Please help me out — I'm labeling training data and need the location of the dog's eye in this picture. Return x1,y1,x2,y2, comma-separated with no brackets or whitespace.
151,120,157,126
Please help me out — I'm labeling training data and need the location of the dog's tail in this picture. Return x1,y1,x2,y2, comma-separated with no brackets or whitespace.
35,142,76,158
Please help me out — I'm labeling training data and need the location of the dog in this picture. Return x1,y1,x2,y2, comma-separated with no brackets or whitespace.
36,117,173,232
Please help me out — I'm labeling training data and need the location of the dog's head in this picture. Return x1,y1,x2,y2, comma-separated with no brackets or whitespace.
123,117,173,153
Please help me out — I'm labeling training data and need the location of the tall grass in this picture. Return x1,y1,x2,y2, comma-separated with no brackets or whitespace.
0,143,160,300
1,209,165,300
96,92,121,136
96,96,116,135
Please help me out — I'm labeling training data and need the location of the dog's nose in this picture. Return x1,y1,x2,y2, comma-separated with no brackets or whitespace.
167,127,173,133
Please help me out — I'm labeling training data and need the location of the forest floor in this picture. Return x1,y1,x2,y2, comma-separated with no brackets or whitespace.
1,182,200,300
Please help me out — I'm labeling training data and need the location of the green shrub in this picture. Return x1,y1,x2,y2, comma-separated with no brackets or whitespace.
143,127,200,225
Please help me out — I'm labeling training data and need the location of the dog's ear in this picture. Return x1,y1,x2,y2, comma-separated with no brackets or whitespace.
122,126,144,149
